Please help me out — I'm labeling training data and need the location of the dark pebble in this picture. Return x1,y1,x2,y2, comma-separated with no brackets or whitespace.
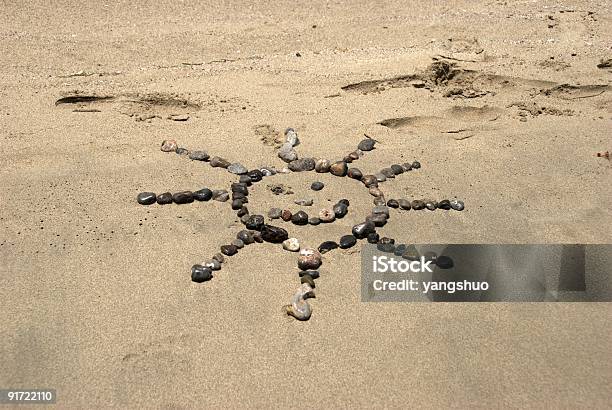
308,217,321,225
189,151,209,161
237,230,255,245
349,151,361,160
175,147,190,156
191,265,213,283
194,188,213,201
311,181,325,191
347,168,363,180
367,232,380,244
173,191,194,204
436,255,454,269
450,199,465,211
361,175,378,188
248,169,263,182
245,215,265,231
291,210,309,225
425,200,438,211
399,199,411,210
210,156,230,168
379,237,395,245
412,161,421,169
333,203,348,218
339,235,357,249
137,192,156,205
156,192,173,205
252,231,263,243
299,270,320,279
318,241,339,254
402,162,413,171
338,199,350,207
261,225,289,243
220,244,238,256
387,199,399,208
239,175,252,186
391,164,404,175
352,221,375,239
237,206,249,217
212,253,225,263
366,213,388,227
381,168,395,178
288,158,316,172
394,244,407,256
357,138,375,151
343,155,353,163
438,199,451,210
329,161,348,177
232,199,244,210
232,192,247,201
411,200,426,210
231,183,249,195
377,243,395,253
373,197,386,206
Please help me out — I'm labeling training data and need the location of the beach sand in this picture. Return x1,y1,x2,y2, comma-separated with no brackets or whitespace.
1,0,611,407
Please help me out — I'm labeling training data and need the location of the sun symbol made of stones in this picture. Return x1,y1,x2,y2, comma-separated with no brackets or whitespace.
136,128,465,321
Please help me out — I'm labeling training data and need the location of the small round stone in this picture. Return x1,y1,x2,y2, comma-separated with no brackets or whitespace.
315,158,331,173
228,163,248,175
402,245,420,261
308,217,320,225
366,213,388,227
367,232,380,244
281,210,293,222
311,181,324,191
329,161,348,177
157,192,173,205
411,200,426,210
352,221,375,239
381,168,395,178
232,199,244,210
339,235,357,249
268,208,282,219
438,199,451,210
191,265,212,283
294,198,313,206
333,202,348,218
318,241,339,254
212,253,225,264
245,215,265,231
377,242,395,253
298,270,320,279
291,210,309,225
347,168,363,180
161,139,178,152
283,238,300,252
260,168,274,177
318,209,335,223
394,244,407,256
172,191,194,204
369,187,384,197
372,205,390,217
387,199,399,208
189,151,209,161
402,162,413,171
349,151,361,160
278,143,298,163
412,161,421,169
399,199,411,210
240,214,251,224
436,255,454,269
300,274,316,288
343,155,353,163
391,164,404,175
237,206,249,217
379,237,395,245
338,199,350,206
137,192,156,205
220,244,238,256
237,230,255,244
375,173,387,182
288,158,316,172
261,225,289,243
203,259,221,271
194,188,213,201
239,175,252,186
425,200,438,211
211,190,229,202
362,175,378,188
232,192,247,201
450,199,465,211
248,169,263,182
175,147,189,156
252,231,263,243
373,197,386,206
210,156,231,168
357,138,375,151
298,248,322,270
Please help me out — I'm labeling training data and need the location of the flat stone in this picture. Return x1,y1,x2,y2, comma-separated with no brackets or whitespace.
261,225,289,243
268,208,282,219
228,163,248,175
204,259,221,271
352,221,375,239
172,191,194,204
291,210,309,225
450,199,465,211
156,192,173,205
357,138,375,151
373,197,386,206
175,147,189,156
339,235,357,249
278,143,298,163
212,253,225,264
308,217,320,225
245,215,265,231
137,192,156,205
391,164,404,175
318,241,339,254
318,209,335,223
298,270,320,279
281,209,293,221
161,139,178,152
194,188,213,201
210,156,230,168
283,238,300,252
297,248,322,270
369,187,384,197
425,200,438,210
399,199,411,210
211,190,229,202
372,206,390,217
361,175,378,187
329,161,348,177
220,244,238,256
237,230,255,244
438,199,451,210
294,198,313,206
375,173,387,182
311,181,324,191
232,199,244,210
402,162,413,171
288,158,315,172
381,168,395,178
189,151,209,161
367,232,380,244
411,200,426,210
387,199,399,208
191,265,212,283
333,202,348,218
411,161,421,169
366,213,388,227
347,168,363,180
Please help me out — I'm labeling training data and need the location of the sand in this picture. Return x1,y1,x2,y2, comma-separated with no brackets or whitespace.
1,0,611,408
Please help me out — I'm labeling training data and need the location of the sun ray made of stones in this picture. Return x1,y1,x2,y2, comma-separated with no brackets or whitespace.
136,128,465,321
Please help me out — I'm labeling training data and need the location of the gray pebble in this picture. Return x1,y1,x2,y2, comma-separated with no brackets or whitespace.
212,190,229,202
228,163,248,175
294,198,314,206
268,208,282,219
311,181,324,191
189,151,210,161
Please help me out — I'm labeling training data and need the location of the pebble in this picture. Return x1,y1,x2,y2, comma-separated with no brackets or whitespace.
377,242,395,253
338,199,350,206
438,199,451,210
278,143,298,163
220,244,238,256
402,245,419,261
175,147,189,156
161,139,178,152
194,188,213,201
248,169,263,182
375,173,387,182
245,215,265,231
260,168,274,177
299,270,320,279
308,217,320,225
412,161,421,169
239,175,252,185
191,265,213,283
381,168,395,178
391,164,404,175
228,163,248,175
281,210,293,221
232,192,247,201
343,155,353,163
399,199,411,210
253,231,263,243
288,158,315,172
394,244,407,256
315,158,331,173
318,241,339,254
339,235,357,249
212,253,225,264
348,151,361,160
411,200,426,210
204,259,221,271
352,221,375,239
347,168,363,180
425,200,438,211
232,199,244,210
240,214,251,224
237,206,249,217
357,138,375,151
268,208,282,219
210,156,230,168
261,225,289,243
211,190,229,202
231,183,249,195
329,161,348,177
237,230,255,244
285,128,300,146
372,205,390,217
369,187,384,197
157,192,173,205
318,208,335,223
298,248,322,270
362,175,378,187
283,238,300,252
311,181,324,191
373,197,386,206
402,162,413,171
294,198,314,206
387,199,399,208
300,275,316,288
285,283,313,321
291,210,309,225
172,191,194,204
450,199,465,211
137,192,156,205
436,255,454,269
367,232,380,244
366,213,388,227
189,151,209,161
333,202,348,218
379,237,395,245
